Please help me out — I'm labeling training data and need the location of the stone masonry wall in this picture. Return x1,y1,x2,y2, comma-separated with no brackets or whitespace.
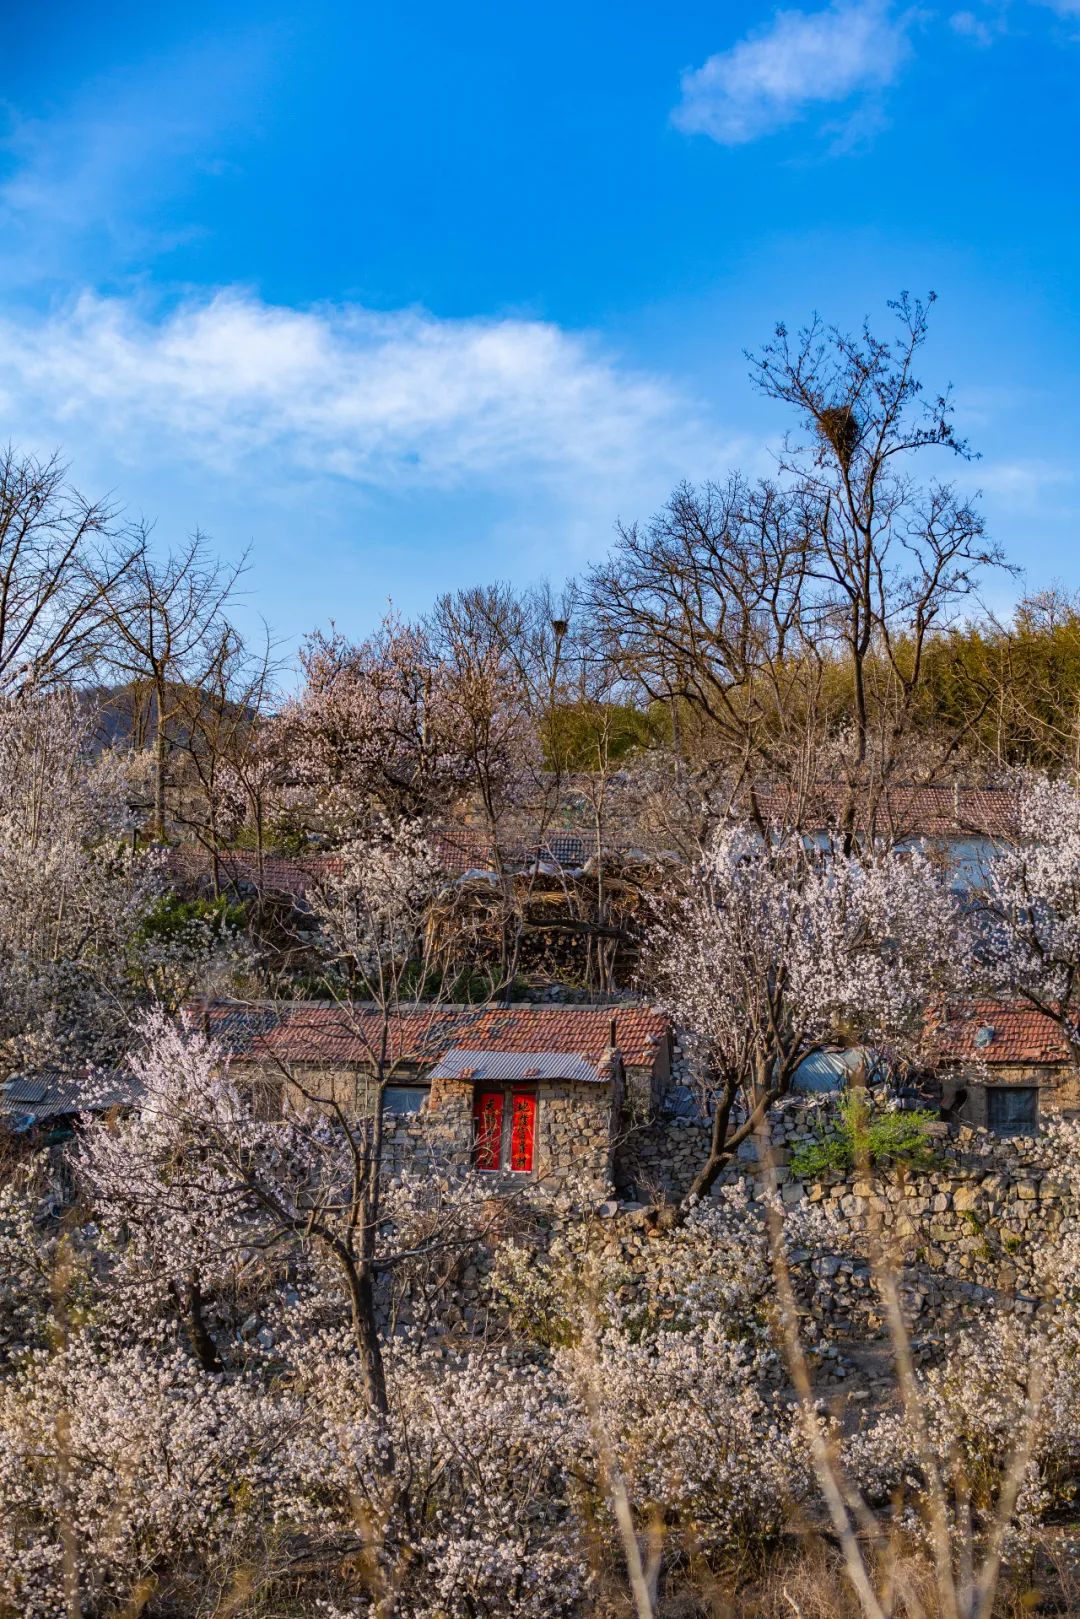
611,1094,1080,1387
276,1061,619,1197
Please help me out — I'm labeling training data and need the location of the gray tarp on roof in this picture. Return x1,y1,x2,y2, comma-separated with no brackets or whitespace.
428,1048,604,1084
790,1047,881,1092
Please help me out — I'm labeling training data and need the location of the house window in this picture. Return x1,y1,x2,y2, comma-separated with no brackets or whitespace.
986,1085,1038,1135
473,1089,536,1173
384,1085,428,1116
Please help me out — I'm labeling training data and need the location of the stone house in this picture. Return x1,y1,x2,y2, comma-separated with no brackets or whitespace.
200,1000,671,1195
929,999,1080,1132
761,783,1016,895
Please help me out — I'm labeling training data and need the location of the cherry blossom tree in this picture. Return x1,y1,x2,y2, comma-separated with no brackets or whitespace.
277,615,470,832
0,688,158,1067
976,773,1080,1058
643,826,965,1202
294,817,511,1411
89,810,505,1416
0,686,245,1070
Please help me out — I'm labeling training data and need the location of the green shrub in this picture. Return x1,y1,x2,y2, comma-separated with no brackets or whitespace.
135,891,246,945
790,1092,938,1180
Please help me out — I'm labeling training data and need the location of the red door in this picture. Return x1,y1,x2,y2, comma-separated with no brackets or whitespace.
473,1091,504,1172
509,1091,536,1173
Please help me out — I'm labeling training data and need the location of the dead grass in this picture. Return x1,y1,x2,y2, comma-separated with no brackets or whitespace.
587,1528,1080,1619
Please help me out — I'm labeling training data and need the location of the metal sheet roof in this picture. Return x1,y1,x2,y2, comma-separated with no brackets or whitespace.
790,1047,883,1093
0,1069,140,1131
428,1048,607,1084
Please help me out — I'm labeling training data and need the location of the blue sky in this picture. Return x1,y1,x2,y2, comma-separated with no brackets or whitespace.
1,0,1078,650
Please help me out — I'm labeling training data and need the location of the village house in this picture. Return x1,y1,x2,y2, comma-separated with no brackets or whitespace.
199,1000,671,1195
762,782,1016,892
929,998,1080,1133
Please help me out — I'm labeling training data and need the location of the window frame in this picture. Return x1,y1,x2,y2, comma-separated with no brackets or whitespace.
383,1083,430,1117
985,1083,1039,1135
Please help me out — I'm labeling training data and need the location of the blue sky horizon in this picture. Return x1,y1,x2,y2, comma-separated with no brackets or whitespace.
2,0,1078,655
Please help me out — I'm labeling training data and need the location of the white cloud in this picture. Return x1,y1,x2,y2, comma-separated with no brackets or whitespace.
672,0,912,145
0,288,729,509
0,29,277,291
974,458,1075,507
949,10,996,43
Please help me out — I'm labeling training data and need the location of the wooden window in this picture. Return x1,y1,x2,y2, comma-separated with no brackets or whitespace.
473,1088,536,1173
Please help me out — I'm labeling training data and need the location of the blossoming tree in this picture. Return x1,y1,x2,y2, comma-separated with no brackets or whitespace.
0,686,246,1069
977,774,1080,1058
644,825,965,1202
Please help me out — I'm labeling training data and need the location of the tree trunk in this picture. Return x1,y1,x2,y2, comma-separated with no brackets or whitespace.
344,1253,391,1419
681,1078,782,1208
173,1274,223,1374
152,679,168,841
682,1077,738,1204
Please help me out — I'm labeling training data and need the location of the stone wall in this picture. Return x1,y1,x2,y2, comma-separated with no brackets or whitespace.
376,1090,1079,1398
940,1061,1080,1127
610,1097,1080,1387
274,1061,619,1197
532,1078,621,1194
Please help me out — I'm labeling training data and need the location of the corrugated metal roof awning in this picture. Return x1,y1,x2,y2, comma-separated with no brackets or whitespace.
428,1048,607,1084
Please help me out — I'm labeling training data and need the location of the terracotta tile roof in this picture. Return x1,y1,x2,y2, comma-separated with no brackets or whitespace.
165,847,344,897
760,784,1017,841
195,1000,668,1072
930,1000,1072,1065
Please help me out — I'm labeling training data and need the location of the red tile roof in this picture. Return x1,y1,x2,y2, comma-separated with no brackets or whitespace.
165,847,344,896
760,784,1017,841
198,1001,668,1072
165,832,597,892
930,1000,1072,1065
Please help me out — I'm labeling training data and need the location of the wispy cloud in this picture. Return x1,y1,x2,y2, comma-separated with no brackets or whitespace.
974,458,1076,509
949,9,1002,44
672,0,913,145
0,29,277,290
0,288,731,514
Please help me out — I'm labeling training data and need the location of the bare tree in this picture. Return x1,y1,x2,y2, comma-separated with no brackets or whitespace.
590,296,1006,847
0,447,135,694
750,291,1005,835
587,474,818,824
169,621,281,888
99,528,248,841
